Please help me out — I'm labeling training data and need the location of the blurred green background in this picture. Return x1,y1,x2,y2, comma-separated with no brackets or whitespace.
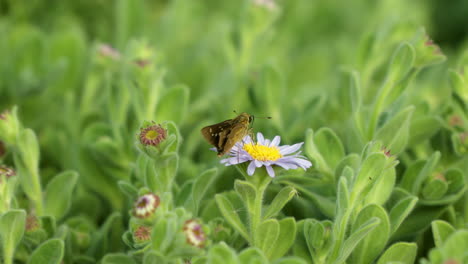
1,0,467,230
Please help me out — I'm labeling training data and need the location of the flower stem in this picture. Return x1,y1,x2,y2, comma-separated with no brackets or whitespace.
247,171,271,246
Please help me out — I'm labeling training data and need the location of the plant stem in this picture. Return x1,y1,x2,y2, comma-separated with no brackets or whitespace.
248,171,271,246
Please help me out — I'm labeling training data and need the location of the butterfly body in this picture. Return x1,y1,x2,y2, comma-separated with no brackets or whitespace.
201,112,253,156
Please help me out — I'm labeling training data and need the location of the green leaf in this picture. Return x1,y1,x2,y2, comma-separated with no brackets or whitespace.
234,180,257,215
392,205,446,240
440,230,468,261
374,106,414,155
101,253,137,264
336,176,349,214
333,217,380,264
44,170,79,219
15,129,41,202
387,42,415,83
207,243,239,264
0,209,26,264
143,251,165,264
27,239,64,264
399,152,440,195
269,218,296,260
388,196,418,234
305,129,328,174
353,153,386,198
338,70,361,114
215,194,249,241
349,204,390,264
421,179,448,200
239,247,268,264
408,116,442,147
151,213,178,254
256,219,280,259
314,128,345,171
431,220,455,248
118,180,138,200
192,168,218,215
272,257,308,264
376,242,417,264
364,167,396,205
449,69,468,105
303,219,325,253
156,85,189,124
335,154,360,181
263,186,297,220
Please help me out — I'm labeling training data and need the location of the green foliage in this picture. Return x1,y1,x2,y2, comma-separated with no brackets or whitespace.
1,0,468,263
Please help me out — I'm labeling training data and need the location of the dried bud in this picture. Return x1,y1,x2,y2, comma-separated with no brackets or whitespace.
133,225,152,243
139,123,167,147
25,214,40,232
98,44,121,60
183,219,206,248
133,193,160,219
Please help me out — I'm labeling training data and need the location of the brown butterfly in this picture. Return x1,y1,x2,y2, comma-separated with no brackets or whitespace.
201,112,254,157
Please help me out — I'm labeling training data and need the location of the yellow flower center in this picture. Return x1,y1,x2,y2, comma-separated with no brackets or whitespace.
243,143,282,161
145,130,159,140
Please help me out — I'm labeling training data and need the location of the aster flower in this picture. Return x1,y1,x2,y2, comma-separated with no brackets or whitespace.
133,193,160,219
139,123,167,147
221,132,312,177
183,219,206,248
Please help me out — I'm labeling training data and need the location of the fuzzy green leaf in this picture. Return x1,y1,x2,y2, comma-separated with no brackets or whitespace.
101,253,137,264
353,153,386,197
192,168,218,214
399,152,440,195
207,243,239,264
389,196,418,234
117,180,138,200
256,219,280,259
376,242,417,264
333,217,380,264
215,194,249,241
0,209,26,264
387,42,415,83
349,204,390,264
234,180,257,215
431,220,455,248
239,247,268,264
374,106,414,155
269,217,296,260
27,239,64,264
263,186,297,220
44,170,79,219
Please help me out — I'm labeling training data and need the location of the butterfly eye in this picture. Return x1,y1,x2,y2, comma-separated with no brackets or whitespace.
249,116,254,123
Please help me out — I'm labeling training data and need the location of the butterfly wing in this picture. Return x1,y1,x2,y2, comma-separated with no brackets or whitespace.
217,122,250,156
201,119,234,153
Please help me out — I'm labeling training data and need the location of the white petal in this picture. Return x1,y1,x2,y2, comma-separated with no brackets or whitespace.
279,143,303,155
271,136,281,146
254,160,263,167
247,161,257,175
292,158,312,169
257,132,265,144
273,161,298,169
265,166,275,177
